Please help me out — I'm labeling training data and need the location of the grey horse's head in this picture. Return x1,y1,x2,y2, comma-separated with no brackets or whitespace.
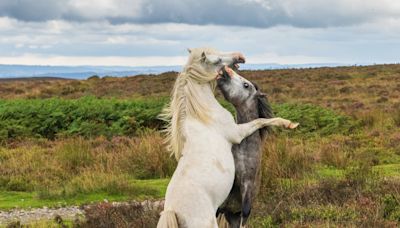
217,66,273,138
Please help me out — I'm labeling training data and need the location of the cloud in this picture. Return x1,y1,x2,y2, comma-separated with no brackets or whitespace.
1,1,400,66
2,17,399,66
1,0,400,28
0,0,66,21
0,52,334,66
0,53,188,66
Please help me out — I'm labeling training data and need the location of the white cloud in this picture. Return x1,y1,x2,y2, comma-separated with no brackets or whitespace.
0,52,336,66
0,54,188,66
0,16,14,29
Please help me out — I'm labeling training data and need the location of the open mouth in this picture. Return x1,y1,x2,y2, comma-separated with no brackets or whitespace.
217,66,233,81
231,62,242,71
232,55,245,71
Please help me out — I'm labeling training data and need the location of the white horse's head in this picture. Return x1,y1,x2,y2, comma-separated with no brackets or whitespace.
162,47,246,160
185,47,245,80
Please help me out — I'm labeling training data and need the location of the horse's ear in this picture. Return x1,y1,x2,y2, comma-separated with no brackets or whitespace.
257,91,267,97
201,51,207,62
187,48,192,54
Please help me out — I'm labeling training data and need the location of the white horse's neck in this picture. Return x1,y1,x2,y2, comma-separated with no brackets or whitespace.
193,82,223,113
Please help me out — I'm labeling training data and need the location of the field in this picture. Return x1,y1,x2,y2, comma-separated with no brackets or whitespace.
0,64,400,227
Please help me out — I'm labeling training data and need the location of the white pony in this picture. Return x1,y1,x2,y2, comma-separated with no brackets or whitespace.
157,48,298,228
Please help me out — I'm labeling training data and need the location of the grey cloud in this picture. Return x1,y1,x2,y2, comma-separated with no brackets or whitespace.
128,0,284,27
0,0,67,21
0,0,399,28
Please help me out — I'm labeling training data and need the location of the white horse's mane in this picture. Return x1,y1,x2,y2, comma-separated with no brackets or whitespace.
160,47,218,160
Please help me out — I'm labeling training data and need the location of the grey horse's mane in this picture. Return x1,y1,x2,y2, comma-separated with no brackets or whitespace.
254,83,274,139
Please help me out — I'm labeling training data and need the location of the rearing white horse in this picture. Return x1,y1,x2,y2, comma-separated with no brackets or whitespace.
157,47,298,228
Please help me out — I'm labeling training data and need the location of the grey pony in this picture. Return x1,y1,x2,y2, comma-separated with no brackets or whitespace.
216,66,273,227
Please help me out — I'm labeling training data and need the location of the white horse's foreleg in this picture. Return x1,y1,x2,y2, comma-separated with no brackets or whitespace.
230,117,298,144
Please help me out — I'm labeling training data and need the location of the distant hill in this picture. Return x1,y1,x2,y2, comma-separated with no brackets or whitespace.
0,76,69,81
0,65,182,79
0,63,346,79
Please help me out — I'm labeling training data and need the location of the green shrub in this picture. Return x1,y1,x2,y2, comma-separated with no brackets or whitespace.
273,103,355,136
0,97,167,141
0,98,353,141
5,177,33,191
382,194,400,221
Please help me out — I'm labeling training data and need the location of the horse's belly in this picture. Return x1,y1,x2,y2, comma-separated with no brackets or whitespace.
180,144,235,209
167,123,236,210
207,158,235,207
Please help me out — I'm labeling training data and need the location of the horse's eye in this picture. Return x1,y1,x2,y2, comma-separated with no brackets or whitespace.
216,58,222,64
243,82,249,88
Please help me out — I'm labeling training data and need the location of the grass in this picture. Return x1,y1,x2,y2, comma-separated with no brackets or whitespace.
0,219,75,228
374,164,400,178
0,179,169,210
1,65,400,226
0,132,176,208
315,166,345,179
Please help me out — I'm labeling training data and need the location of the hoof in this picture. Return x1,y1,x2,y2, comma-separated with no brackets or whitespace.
288,122,299,129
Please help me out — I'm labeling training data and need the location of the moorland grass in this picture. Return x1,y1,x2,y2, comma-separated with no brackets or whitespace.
1,65,400,226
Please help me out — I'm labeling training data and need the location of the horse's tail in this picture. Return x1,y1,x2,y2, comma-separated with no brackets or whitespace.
157,210,179,228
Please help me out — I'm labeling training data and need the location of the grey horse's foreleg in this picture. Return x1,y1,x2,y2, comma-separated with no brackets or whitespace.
231,117,299,144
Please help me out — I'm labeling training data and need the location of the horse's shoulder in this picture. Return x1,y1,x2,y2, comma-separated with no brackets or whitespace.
215,107,235,123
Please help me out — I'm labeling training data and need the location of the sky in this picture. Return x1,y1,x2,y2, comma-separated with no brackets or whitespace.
0,0,400,66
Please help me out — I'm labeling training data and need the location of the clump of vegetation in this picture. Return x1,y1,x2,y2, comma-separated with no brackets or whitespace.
382,194,400,222
260,135,314,189
0,96,355,142
0,132,176,200
0,97,167,141
393,109,400,127
249,159,400,227
273,103,355,136
76,201,162,228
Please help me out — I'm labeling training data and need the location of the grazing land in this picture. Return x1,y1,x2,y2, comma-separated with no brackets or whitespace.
0,64,400,227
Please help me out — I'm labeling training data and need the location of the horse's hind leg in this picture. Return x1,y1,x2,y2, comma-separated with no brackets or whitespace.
241,193,252,226
224,211,242,228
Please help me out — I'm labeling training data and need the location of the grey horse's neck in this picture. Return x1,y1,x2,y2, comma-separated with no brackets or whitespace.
235,101,259,124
